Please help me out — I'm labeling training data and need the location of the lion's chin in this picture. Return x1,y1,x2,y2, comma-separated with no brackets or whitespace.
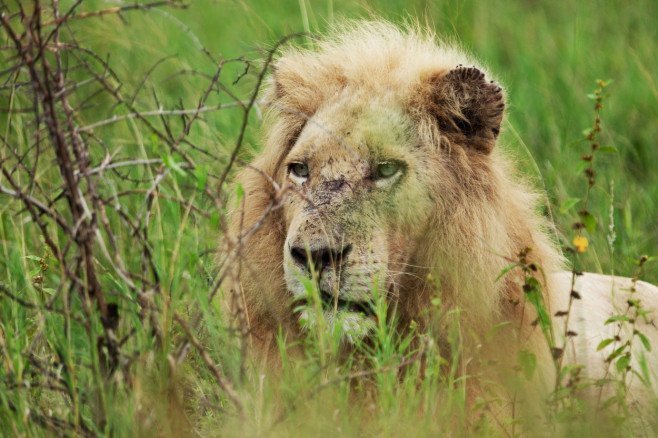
297,308,377,344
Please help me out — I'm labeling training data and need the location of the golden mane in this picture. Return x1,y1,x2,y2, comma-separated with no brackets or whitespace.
220,20,658,431
225,21,563,359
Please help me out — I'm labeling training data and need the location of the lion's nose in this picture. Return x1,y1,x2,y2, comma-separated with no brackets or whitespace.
290,244,352,273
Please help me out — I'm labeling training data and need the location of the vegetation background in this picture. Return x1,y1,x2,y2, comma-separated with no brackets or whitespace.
0,0,656,436
87,0,658,280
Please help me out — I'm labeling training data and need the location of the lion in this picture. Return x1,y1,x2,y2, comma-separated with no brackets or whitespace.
223,20,658,424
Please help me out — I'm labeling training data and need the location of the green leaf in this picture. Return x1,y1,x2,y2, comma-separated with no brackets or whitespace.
112,102,125,115
630,369,648,386
574,160,589,175
194,165,208,191
162,153,186,177
25,255,42,261
606,345,625,362
210,211,220,230
525,276,542,290
234,183,244,208
518,349,537,380
559,364,573,380
600,395,620,410
637,309,652,318
598,146,618,154
637,351,651,385
615,355,631,373
604,315,631,325
495,263,518,282
486,321,512,341
524,281,552,335
636,331,652,351
579,211,597,234
627,298,640,308
559,198,581,214
151,133,158,153
596,338,615,351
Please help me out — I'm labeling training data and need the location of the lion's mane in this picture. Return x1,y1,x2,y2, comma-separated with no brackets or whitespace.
225,21,565,363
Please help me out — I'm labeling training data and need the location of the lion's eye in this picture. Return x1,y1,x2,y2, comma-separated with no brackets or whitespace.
375,161,401,179
289,162,309,180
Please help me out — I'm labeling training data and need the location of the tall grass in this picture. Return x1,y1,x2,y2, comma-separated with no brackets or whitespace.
0,0,656,436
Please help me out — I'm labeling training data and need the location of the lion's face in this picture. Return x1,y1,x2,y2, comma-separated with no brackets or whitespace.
258,29,505,342
281,94,434,339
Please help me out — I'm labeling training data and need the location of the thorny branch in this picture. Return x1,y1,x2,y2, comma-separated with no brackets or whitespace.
0,0,290,433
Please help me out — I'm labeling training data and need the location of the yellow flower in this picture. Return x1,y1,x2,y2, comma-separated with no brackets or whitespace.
573,235,589,253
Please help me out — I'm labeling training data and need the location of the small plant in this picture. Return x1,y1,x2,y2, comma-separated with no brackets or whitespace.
551,79,613,407
595,255,654,417
497,79,657,433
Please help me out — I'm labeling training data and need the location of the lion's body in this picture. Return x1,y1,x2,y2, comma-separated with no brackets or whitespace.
225,21,658,421
550,272,658,412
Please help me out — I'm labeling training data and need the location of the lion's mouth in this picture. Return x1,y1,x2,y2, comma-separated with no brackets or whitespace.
298,288,376,317
320,289,376,316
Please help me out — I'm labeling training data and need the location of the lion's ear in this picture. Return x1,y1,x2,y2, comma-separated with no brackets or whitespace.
432,66,505,154
269,61,321,118
265,61,324,152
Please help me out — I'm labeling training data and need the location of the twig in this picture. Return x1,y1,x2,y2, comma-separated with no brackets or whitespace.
216,33,307,191
41,1,186,27
75,102,257,133
173,313,243,414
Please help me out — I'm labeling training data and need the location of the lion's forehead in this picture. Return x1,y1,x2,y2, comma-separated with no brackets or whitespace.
290,99,416,169
283,97,436,247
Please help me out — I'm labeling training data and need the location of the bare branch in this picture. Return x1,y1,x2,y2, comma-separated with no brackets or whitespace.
173,313,243,414
75,101,258,133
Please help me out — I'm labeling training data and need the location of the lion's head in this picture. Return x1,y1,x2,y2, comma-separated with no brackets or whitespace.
226,21,561,353
281,100,437,339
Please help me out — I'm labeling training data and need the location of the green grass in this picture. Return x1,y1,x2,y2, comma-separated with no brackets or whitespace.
79,0,658,281
1,0,657,436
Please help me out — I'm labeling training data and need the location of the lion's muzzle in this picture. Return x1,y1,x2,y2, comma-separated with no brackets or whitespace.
289,243,353,276
288,242,376,315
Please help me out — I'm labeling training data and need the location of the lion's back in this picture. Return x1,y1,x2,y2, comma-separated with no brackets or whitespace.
549,271,658,404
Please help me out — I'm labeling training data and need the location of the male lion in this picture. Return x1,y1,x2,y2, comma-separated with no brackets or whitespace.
224,21,658,421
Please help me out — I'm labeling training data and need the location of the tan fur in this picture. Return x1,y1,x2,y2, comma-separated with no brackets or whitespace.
223,20,658,419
